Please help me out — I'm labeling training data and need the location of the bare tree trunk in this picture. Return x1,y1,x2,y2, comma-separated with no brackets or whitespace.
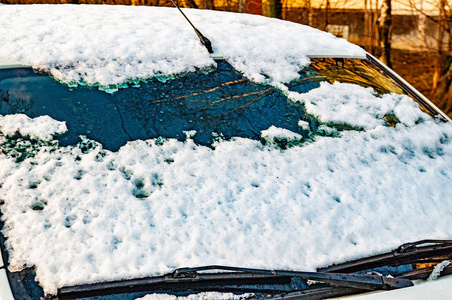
307,0,313,27
364,0,378,54
433,55,452,116
364,0,370,50
265,0,282,18
183,0,197,8
432,0,452,116
379,0,392,68
238,0,245,13
200,0,214,9
324,0,329,31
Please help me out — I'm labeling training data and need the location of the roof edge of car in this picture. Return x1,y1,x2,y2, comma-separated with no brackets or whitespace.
306,54,367,59
0,60,29,69
210,54,368,60
0,54,368,69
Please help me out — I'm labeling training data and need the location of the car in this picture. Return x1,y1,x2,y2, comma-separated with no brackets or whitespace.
0,3,451,300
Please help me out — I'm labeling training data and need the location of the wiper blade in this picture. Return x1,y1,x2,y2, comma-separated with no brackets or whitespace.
173,265,412,290
319,239,452,274
56,240,451,299
58,265,412,299
397,239,452,253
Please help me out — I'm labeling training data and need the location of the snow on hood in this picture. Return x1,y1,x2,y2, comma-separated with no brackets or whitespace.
0,85,451,295
0,4,365,90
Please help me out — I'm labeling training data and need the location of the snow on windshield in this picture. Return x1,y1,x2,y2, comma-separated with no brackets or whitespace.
0,114,67,141
285,82,429,129
0,5,364,90
1,80,451,295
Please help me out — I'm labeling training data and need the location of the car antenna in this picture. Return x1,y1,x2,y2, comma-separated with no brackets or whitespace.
169,0,214,54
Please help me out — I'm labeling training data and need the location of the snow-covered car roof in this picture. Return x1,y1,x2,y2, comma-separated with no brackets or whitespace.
0,4,365,90
0,4,451,298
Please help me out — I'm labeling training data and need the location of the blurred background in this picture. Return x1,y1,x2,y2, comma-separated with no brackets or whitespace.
1,0,451,117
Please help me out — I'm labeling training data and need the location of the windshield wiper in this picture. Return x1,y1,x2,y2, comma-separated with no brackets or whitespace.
173,265,411,289
58,240,452,299
58,265,412,299
318,239,452,276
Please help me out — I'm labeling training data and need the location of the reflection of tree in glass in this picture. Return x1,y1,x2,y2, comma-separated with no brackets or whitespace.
0,89,34,115
288,58,404,96
114,61,306,146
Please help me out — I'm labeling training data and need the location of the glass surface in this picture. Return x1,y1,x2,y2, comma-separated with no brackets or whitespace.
290,57,404,96
0,58,429,299
0,58,424,153
0,61,307,151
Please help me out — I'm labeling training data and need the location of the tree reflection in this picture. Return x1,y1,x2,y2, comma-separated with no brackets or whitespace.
0,88,34,115
114,61,305,146
287,57,404,96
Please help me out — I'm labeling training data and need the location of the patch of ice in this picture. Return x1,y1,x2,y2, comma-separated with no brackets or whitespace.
0,5,365,90
0,114,67,141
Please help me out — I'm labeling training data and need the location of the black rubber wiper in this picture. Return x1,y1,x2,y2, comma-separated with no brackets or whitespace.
58,265,412,299
319,239,452,275
397,239,452,252
173,265,413,290
52,240,451,299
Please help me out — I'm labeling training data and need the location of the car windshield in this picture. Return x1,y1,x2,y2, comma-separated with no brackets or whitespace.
0,57,429,153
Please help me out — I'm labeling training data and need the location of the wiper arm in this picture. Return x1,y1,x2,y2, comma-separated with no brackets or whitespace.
173,265,412,290
58,265,412,299
319,239,452,274
57,240,451,299
397,239,452,253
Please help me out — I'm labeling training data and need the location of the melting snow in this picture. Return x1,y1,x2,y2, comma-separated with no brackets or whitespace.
0,4,451,298
286,82,428,129
261,126,303,144
0,114,67,141
428,260,452,281
1,109,451,294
